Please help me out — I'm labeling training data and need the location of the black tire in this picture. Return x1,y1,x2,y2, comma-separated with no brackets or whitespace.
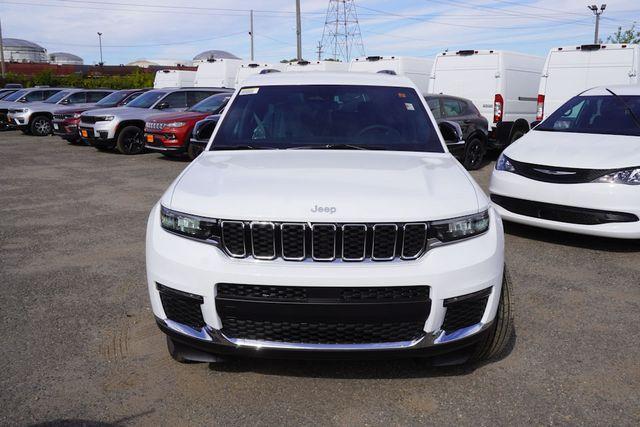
462,136,486,170
116,125,145,155
187,142,204,160
509,129,525,145
468,268,514,363
30,115,52,136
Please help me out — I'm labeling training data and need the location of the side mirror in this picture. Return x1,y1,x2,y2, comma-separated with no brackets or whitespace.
156,101,170,110
438,120,463,144
60,98,70,105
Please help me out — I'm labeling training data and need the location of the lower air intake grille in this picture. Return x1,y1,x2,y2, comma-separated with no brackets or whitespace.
221,318,426,344
216,284,431,345
157,284,205,329
442,288,490,333
491,194,638,225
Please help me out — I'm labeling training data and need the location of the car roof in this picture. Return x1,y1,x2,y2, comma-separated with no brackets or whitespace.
580,85,640,96
424,93,471,103
241,71,416,88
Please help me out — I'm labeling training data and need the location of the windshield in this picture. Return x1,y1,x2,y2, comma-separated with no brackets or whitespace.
96,91,130,106
211,85,443,152
44,91,70,104
0,90,16,100
4,90,27,101
126,90,165,108
537,94,640,137
188,93,229,113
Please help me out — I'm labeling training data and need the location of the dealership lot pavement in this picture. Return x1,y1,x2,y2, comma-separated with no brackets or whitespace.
1,133,639,426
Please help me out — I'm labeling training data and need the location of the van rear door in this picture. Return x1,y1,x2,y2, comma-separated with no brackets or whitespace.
431,53,499,124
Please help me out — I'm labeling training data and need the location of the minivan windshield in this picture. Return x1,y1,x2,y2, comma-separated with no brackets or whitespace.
96,91,130,106
126,90,165,108
188,93,230,113
211,85,443,152
536,94,640,137
43,91,70,104
4,90,27,102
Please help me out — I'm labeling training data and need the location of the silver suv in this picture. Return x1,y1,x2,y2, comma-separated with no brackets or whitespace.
7,89,114,136
79,88,227,155
0,87,65,130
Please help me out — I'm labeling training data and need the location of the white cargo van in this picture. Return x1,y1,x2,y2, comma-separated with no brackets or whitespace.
194,59,244,88
153,69,196,89
234,62,283,87
349,56,433,95
536,44,640,121
284,60,348,72
429,50,544,148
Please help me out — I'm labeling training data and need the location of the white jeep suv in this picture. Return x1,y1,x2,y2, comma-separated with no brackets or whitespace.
146,72,511,365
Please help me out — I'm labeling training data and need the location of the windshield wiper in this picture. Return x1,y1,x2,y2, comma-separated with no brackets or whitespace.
288,143,384,151
605,88,640,129
212,144,274,151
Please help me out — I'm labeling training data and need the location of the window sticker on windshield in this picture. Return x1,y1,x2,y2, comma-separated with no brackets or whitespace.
405,103,415,111
239,87,259,96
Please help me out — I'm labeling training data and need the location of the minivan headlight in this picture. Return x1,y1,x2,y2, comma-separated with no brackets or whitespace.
495,153,515,172
431,210,490,242
593,168,640,185
160,206,219,240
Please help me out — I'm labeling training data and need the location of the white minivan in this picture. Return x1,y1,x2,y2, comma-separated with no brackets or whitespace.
194,59,244,88
349,55,434,95
536,44,640,121
429,50,544,148
153,69,196,89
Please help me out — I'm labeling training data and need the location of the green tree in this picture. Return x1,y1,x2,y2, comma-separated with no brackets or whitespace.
607,23,640,44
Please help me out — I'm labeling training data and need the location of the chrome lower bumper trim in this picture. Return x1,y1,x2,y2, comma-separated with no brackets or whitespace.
161,318,492,351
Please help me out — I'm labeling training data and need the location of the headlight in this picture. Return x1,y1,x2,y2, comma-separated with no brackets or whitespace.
593,168,640,185
431,210,490,242
100,115,115,121
11,108,28,113
164,121,187,128
160,206,220,240
72,113,81,119
495,153,515,172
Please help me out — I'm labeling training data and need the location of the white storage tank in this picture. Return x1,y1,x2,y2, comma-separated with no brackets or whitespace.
49,52,84,65
1,38,48,63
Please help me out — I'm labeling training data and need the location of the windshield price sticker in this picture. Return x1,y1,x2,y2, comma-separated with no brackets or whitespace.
239,87,260,96
405,103,415,111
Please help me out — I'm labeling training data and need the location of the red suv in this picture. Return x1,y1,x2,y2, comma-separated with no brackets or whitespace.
52,89,147,144
144,92,230,159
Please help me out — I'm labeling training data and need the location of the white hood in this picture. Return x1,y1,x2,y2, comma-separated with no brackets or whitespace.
166,150,483,223
505,129,640,169
82,106,160,120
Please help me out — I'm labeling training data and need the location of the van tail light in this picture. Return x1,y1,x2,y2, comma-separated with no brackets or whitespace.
493,94,504,123
536,94,545,121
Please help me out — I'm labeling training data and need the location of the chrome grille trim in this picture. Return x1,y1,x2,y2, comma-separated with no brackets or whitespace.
341,224,367,261
371,224,398,261
311,223,336,261
221,221,246,258
250,221,276,260
401,223,428,260
280,223,306,261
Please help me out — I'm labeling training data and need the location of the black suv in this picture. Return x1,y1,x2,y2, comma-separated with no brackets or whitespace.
425,94,488,170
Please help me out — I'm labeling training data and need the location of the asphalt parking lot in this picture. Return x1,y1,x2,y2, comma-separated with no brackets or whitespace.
1,133,639,426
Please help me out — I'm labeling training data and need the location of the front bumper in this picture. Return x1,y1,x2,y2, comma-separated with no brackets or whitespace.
7,112,29,127
52,119,80,139
490,169,640,238
79,125,115,147
144,132,186,153
146,203,505,358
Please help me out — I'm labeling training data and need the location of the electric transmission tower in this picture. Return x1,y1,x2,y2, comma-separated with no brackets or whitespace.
320,0,365,62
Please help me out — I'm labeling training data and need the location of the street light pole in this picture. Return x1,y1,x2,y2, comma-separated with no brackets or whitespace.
588,4,606,44
249,10,254,61
97,32,103,66
0,18,6,79
295,0,302,61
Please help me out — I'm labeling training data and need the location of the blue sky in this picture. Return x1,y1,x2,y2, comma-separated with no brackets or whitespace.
0,0,638,65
